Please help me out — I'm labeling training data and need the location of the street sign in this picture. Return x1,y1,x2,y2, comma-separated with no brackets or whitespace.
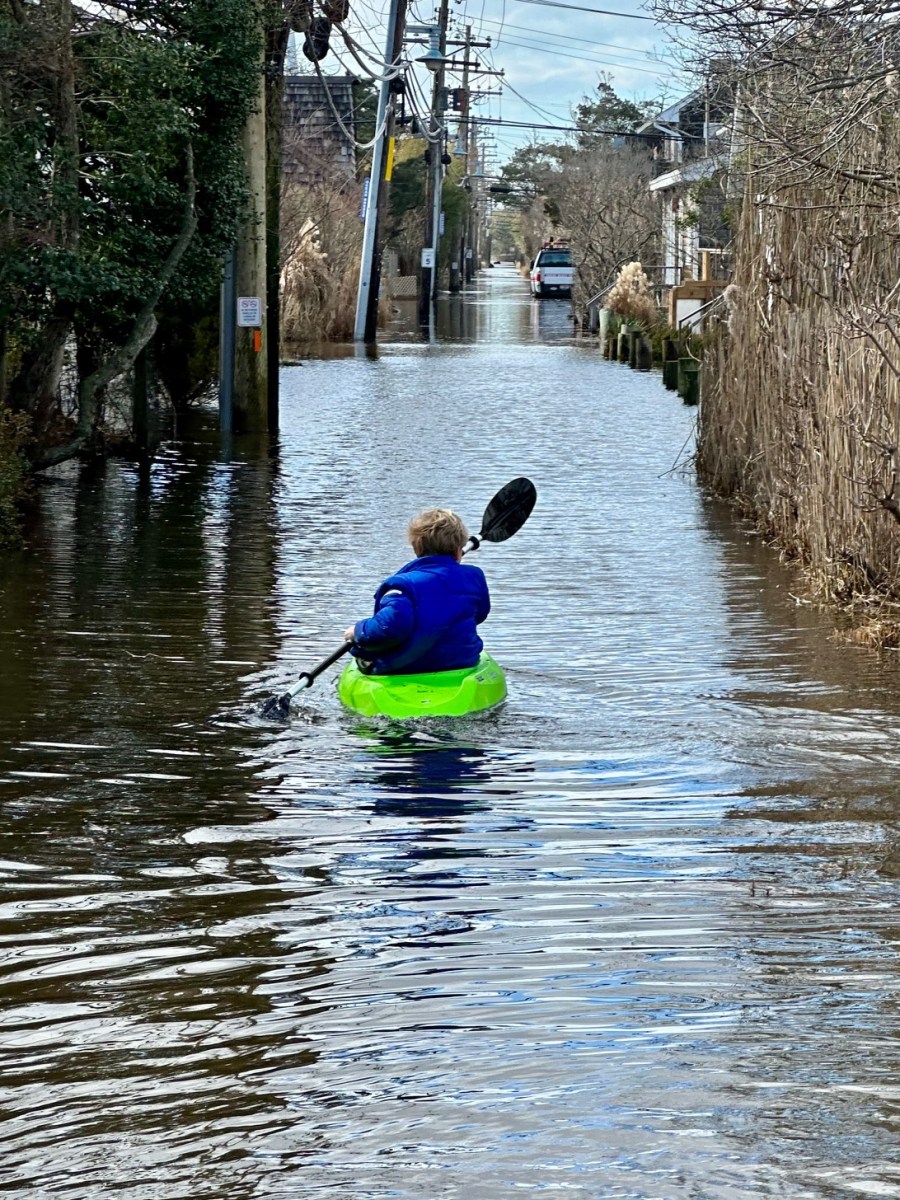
237,296,262,327
421,248,436,269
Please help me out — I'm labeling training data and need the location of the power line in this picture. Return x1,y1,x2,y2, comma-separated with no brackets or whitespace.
465,116,662,136
476,15,677,64
502,77,582,123
513,0,658,19
498,33,674,72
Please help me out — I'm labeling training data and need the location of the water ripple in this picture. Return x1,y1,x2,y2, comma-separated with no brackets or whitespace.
2,270,900,1196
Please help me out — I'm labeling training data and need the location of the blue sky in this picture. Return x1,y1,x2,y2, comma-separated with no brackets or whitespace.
303,0,689,166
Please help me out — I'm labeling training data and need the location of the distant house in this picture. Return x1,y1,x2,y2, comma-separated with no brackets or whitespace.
282,74,357,185
639,86,732,296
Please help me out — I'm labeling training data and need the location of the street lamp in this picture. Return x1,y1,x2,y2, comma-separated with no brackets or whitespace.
405,23,448,71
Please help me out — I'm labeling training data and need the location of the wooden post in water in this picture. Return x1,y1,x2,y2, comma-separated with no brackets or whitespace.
677,358,700,404
662,336,679,389
598,309,611,358
133,348,149,457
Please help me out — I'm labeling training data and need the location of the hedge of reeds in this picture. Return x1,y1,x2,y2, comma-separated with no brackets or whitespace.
698,107,900,635
280,184,365,346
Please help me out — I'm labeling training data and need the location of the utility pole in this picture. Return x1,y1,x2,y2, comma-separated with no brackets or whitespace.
354,0,407,343
232,18,268,429
417,0,450,328
264,20,293,436
459,27,472,288
466,110,478,283
219,244,236,438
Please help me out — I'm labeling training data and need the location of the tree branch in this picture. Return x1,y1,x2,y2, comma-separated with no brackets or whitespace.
35,141,197,470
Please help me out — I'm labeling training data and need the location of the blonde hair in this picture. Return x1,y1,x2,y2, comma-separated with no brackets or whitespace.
408,508,468,558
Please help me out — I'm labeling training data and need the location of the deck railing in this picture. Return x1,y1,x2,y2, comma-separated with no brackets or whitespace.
677,290,726,334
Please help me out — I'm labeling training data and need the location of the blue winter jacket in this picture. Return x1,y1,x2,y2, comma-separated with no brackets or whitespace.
352,555,490,674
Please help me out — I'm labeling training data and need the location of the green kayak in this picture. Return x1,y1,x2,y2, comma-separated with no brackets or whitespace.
337,651,507,718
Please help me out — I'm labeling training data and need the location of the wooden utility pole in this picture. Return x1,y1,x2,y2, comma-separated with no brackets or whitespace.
466,105,478,282
459,28,472,287
232,20,268,430
417,0,450,327
354,0,407,342
264,20,293,435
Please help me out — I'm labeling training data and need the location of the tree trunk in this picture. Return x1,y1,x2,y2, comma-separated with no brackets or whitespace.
7,0,79,439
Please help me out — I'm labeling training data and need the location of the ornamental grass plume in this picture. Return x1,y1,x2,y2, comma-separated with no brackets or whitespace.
605,261,658,328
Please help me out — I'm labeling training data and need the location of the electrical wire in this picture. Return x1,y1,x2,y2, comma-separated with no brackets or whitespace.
403,68,446,142
476,15,678,65
502,77,578,123
334,24,406,80
459,115,665,136
310,56,389,149
497,34,675,73
337,0,398,63
513,0,658,18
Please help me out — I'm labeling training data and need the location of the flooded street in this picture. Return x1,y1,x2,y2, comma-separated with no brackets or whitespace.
5,266,900,1198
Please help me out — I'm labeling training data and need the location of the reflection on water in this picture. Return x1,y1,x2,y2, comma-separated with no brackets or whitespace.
3,266,900,1196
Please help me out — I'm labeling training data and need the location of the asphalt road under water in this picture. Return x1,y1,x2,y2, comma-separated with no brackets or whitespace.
3,267,900,1198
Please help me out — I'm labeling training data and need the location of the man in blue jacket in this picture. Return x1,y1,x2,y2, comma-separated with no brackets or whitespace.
344,508,490,675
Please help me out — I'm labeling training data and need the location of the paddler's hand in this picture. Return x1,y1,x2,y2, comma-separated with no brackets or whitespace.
344,625,356,642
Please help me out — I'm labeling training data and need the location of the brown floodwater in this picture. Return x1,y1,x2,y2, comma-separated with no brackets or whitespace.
3,266,900,1198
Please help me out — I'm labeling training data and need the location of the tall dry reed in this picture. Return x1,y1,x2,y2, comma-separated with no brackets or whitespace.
281,182,364,345
699,63,900,620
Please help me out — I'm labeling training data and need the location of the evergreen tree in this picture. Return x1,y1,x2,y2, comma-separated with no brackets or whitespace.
1,0,262,465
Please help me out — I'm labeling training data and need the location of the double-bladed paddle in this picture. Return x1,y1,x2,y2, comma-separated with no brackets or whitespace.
260,476,537,721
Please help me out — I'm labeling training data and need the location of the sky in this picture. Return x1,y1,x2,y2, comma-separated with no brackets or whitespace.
297,0,691,168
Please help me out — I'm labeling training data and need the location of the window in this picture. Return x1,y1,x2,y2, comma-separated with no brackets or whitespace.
538,250,572,267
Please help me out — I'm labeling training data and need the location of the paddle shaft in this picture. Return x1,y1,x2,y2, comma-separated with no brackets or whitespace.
283,640,353,703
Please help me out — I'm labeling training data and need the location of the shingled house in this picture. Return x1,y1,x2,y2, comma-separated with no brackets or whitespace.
282,74,357,185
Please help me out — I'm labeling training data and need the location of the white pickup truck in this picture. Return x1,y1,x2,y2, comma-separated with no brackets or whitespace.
530,245,575,298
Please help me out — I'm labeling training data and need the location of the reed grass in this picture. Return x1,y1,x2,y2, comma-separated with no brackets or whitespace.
698,81,900,639
280,183,364,345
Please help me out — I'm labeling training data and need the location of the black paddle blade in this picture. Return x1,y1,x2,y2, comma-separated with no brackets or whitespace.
260,692,291,721
478,477,537,543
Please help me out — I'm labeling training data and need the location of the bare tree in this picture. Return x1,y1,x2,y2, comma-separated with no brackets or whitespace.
550,142,659,309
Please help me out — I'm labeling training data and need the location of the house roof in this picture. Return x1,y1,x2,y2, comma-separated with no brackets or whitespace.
637,90,701,136
649,156,718,192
